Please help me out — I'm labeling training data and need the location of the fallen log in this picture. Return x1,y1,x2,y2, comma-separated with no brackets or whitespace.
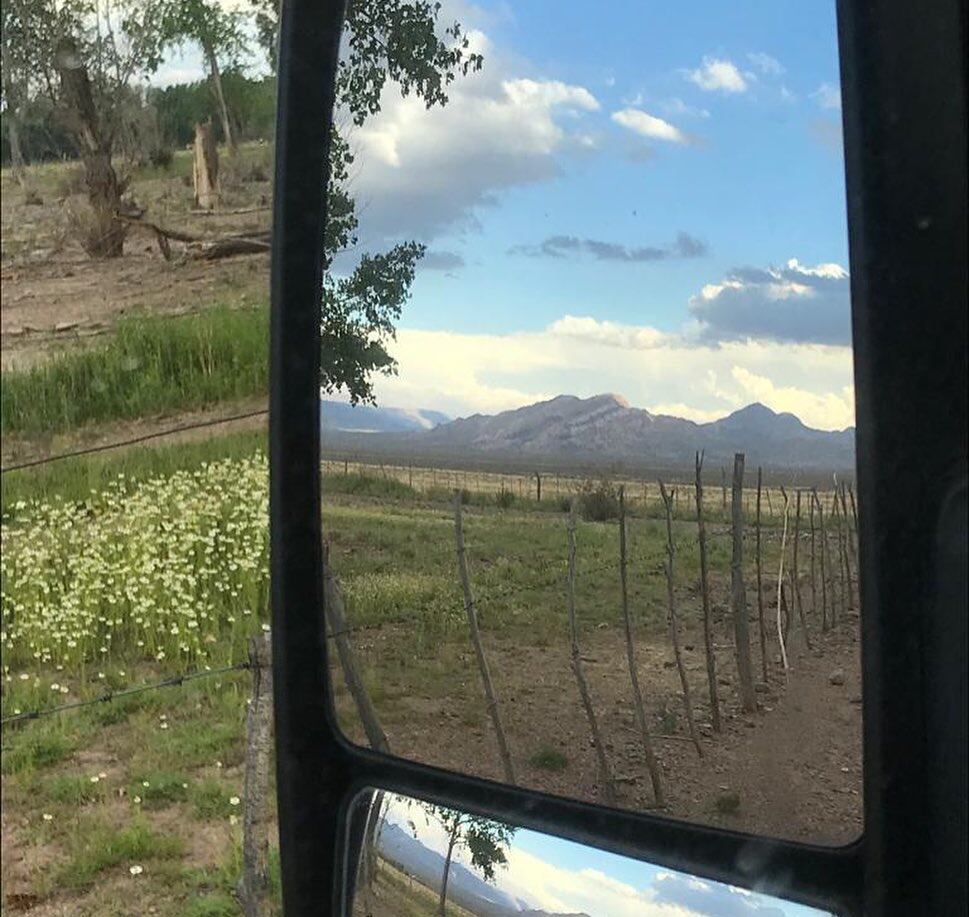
118,214,270,261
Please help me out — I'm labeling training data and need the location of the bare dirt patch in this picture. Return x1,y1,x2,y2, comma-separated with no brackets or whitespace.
335,614,863,846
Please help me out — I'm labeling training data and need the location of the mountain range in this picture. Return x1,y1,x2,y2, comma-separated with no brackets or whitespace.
323,394,855,471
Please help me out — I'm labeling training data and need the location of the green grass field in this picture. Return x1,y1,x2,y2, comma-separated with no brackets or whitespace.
1,305,269,437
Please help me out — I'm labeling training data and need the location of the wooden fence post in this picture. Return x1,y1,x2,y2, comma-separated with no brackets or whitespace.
755,467,769,683
694,452,721,731
535,472,542,503
813,489,830,631
566,503,617,804
323,545,390,753
658,480,703,755
729,455,756,712
618,487,665,805
791,490,812,649
776,490,791,674
238,633,272,917
453,493,517,784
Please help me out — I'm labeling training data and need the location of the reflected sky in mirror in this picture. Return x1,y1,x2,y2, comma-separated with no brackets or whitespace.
363,791,833,917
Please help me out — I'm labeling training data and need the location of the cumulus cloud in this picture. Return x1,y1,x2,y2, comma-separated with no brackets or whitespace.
510,232,706,262
373,314,855,430
686,57,749,93
747,52,785,76
652,871,789,916
689,259,852,346
346,29,601,244
811,82,842,110
612,108,689,144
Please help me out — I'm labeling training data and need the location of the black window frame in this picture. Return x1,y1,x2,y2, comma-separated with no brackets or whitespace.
268,1,968,913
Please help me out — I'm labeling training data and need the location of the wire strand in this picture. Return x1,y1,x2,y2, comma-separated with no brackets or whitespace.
1,409,269,474
1,661,250,729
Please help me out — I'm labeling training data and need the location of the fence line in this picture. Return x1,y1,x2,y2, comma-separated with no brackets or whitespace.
0,408,269,473
1,660,250,728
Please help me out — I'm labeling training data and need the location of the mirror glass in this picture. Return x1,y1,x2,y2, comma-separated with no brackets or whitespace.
349,789,836,917
320,0,861,845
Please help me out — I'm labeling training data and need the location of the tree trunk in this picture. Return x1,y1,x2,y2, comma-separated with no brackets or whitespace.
729,454,756,711
453,493,516,784
694,452,721,731
658,480,703,756
194,121,220,211
205,42,236,154
438,823,459,916
4,96,29,190
755,467,769,682
55,38,126,257
566,503,617,804
618,488,665,806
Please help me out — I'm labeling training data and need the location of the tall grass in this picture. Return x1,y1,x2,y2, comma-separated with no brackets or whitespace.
1,305,269,436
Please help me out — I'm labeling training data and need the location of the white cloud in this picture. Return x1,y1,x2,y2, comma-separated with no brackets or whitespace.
347,28,601,244
686,57,749,93
811,82,842,111
689,258,852,346
612,108,688,144
747,52,785,76
373,315,855,430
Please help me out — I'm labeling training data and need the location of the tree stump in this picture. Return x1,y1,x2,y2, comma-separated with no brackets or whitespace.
193,121,219,211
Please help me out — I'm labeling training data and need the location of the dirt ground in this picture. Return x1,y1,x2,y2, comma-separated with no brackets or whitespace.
1,154,271,372
334,610,863,847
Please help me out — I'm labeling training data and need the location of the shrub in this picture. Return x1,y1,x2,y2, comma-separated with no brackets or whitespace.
577,479,620,522
494,490,516,509
529,747,568,772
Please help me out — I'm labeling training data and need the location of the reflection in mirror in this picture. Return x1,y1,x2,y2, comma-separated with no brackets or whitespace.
321,1,860,844
349,789,835,917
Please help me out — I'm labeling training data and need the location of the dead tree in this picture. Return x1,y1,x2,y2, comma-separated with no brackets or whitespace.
694,452,721,731
618,488,665,805
755,467,769,682
729,455,757,711
658,480,703,756
791,490,812,649
535,471,542,502
453,493,517,784
566,503,618,804
776,489,791,674
193,120,220,210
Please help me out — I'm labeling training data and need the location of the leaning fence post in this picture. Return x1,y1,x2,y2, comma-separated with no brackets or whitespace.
453,492,517,784
238,633,273,917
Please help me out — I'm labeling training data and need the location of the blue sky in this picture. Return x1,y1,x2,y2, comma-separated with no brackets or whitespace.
160,2,854,430
383,791,833,916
